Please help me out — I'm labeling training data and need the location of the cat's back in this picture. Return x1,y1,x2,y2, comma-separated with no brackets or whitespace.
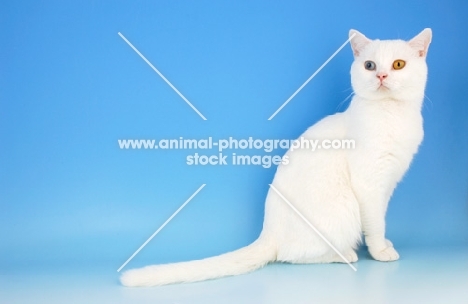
275,112,349,180
302,112,348,140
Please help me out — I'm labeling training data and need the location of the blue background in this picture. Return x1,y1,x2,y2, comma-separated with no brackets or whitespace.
1,1,467,303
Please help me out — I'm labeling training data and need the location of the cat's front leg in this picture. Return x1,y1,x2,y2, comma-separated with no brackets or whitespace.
356,185,400,262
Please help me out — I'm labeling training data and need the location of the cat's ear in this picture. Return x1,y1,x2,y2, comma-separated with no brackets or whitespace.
349,29,371,57
409,28,432,57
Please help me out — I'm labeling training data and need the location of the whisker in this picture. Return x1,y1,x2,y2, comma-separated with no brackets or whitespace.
336,91,355,111
423,94,434,110
341,87,354,93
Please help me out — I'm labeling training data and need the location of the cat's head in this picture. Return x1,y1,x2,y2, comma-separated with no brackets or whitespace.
349,29,432,102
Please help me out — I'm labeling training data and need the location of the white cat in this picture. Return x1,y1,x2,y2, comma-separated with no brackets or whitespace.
121,28,432,287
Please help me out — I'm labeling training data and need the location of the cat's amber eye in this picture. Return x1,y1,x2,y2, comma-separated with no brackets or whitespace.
393,59,406,70
364,60,376,71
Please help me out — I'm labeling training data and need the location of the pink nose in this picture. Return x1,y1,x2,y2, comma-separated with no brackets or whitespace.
377,73,388,81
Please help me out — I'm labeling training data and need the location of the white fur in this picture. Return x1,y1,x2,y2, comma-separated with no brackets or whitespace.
121,29,432,286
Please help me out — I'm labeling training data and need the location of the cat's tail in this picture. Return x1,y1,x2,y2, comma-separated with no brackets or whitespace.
120,234,276,287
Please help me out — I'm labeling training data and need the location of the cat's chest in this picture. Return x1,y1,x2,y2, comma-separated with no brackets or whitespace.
345,103,423,180
347,102,424,152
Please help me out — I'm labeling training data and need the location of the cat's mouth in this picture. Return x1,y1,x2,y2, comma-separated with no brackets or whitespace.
378,83,389,91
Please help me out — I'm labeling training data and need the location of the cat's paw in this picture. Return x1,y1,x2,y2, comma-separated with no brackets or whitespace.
369,246,399,262
330,250,358,263
385,239,393,247
345,250,358,263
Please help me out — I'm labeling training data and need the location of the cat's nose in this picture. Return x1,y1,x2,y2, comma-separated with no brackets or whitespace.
377,73,388,81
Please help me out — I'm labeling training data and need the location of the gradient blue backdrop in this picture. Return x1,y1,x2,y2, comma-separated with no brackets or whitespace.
1,0,467,285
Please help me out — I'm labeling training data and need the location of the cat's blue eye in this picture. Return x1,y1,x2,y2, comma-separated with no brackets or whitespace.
364,61,376,71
